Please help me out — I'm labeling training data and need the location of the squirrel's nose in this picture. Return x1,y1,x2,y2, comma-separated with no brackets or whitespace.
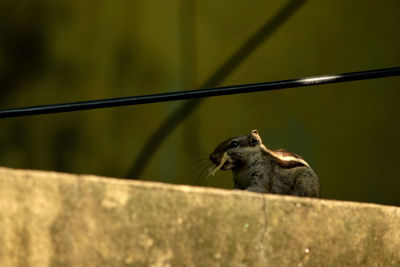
209,154,218,165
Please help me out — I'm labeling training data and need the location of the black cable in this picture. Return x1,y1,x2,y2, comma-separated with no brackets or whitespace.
0,67,399,119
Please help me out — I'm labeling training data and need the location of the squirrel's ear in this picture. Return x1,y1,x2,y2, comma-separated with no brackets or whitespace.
251,129,259,136
250,130,262,146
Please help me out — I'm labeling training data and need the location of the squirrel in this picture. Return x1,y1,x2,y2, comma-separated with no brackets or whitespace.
209,130,320,197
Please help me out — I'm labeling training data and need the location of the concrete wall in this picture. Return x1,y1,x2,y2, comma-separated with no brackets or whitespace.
0,166,399,266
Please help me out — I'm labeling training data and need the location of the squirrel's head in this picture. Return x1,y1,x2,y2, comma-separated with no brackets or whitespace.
209,130,262,171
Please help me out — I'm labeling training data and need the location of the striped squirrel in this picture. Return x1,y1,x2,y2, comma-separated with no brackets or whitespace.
209,130,320,197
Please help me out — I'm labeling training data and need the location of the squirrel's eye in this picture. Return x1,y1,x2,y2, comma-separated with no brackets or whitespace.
229,141,239,148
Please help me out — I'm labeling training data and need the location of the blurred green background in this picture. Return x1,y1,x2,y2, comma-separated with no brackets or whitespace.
1,0,399,206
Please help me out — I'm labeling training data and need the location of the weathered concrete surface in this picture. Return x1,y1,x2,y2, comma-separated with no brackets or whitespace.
0,167,399,267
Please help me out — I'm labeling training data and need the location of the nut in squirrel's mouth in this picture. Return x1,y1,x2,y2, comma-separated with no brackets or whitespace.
209,152,232,176
220,160,231,170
